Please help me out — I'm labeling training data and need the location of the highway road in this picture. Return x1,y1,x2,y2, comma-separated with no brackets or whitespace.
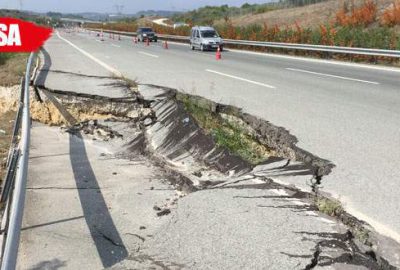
48,29,400,243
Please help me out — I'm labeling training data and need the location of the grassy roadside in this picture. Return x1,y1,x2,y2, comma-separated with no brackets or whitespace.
0,53,28,87
177,93,273,165
0,112,15,180
0,53,27,180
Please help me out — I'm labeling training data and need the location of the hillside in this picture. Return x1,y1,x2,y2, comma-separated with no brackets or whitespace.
226,0,397,28
89,0,400,52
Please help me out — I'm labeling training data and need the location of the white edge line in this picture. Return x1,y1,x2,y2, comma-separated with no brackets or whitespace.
56,31,122,77
286,68,379,85
206,69,276,89
271,176,400,244
138,51,159,58
111,44,121,48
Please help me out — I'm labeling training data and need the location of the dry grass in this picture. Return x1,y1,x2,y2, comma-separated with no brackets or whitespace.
381,0,400,25
226,0,396,29
0,110,15,180
0,53,28,87
0,86,19,180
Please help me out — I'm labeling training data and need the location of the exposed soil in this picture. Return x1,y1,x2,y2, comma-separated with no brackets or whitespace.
0,86,19,179
228,0,397,29
0,110,15,180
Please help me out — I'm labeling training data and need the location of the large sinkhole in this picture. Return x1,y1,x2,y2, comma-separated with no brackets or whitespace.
31,84,334,190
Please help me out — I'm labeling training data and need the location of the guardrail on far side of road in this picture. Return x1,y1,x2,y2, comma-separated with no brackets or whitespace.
86,28,400,59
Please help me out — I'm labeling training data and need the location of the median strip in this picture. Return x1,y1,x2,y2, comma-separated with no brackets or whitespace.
286,68,380,85
205,69,276,89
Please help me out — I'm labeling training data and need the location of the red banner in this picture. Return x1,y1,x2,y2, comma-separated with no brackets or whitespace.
0,17,52,52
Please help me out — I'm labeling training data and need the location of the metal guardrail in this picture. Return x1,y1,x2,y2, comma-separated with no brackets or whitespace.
88,28,400,58
0,52,37,270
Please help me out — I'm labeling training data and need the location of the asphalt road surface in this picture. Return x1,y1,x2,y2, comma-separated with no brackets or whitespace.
17,52,375,269
46,29,400,243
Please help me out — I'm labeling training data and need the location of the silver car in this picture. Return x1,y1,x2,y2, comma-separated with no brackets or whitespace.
190,26,224,51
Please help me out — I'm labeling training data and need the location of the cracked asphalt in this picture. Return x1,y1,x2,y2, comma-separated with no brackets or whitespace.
52,29,400,245
16,31,383,269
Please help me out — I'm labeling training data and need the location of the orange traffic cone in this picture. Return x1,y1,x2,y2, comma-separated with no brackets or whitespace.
133,37,137,44
163,41,168,49
216,46,221,60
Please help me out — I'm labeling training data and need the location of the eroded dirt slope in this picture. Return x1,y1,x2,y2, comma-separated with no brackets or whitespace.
228,0,396,28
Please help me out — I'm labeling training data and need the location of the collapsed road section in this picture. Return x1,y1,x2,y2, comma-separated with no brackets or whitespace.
0,41,384,269
1,52,392,269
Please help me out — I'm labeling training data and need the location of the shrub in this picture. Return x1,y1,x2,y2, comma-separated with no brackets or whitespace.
381,1,400,26
336,0,377,27
0,53,13,66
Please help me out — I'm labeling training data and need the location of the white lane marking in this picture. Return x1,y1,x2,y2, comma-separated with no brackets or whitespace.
138,51,159,58
272,175,400,244
147,40,400,73
229,48,400,73
56,31,122,77
206,69,276,89
286,68,379,85
111,43,121,48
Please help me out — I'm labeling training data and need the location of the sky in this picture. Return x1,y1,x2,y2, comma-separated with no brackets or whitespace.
0,0,273,14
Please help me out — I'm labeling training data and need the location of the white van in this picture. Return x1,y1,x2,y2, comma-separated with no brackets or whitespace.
190,26,224,51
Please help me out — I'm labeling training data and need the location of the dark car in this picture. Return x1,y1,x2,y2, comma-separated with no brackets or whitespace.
137,27,158,42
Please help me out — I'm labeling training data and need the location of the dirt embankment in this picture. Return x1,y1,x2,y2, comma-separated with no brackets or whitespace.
228,0,397,28
0,110,15,179
0,86,19,179
0,54,29,178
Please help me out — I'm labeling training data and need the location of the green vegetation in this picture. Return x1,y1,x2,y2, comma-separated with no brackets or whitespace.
354,228,371,244
177,93,272,165
171,3,279,25
88,1,399,64
0,9,60,27
0,53,28,86
278,0,330,7
315,197,343,217
0,53,14,66
216,23,400,50
171,1,331,25
0,111,16,181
